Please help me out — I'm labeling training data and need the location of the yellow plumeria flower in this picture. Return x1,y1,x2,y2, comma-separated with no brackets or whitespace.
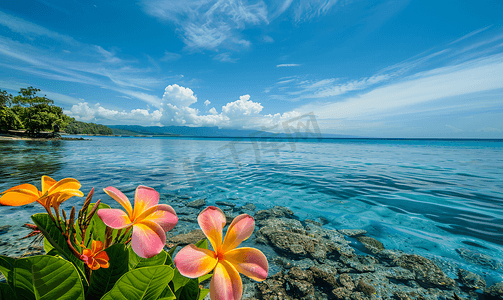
0,176,84,209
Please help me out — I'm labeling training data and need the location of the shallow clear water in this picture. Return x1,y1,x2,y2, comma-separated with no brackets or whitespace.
1,137,502,283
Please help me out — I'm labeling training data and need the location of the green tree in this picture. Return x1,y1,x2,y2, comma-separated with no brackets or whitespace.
17,103,70,134
0,89,13,107
0,107,23,130
12,86,54,107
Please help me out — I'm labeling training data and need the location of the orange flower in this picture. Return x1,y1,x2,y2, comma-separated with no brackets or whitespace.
0,176,83,209
80,240,110,270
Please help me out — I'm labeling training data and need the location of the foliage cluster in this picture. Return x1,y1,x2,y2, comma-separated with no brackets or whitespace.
65,120,113,135
1,87,113,135
0,186,210,300
0,87,71,133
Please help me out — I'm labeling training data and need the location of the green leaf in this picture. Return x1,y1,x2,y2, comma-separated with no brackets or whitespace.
170,268,190,292
86,244,128,299
31,214,87,287
128,248,167,270
0,255,15,283
42,238,54,254
198,273,212,284
12,255,85,300
176,278,200,300
167,245,177,258
164,252,173,268
194,239,208,250
198,288,210,300
157,285,176,300
100,266,174,300
0,282,15,300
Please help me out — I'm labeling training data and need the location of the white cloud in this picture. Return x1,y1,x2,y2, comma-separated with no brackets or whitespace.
66,102,162,125
161,51,182,61
263,35,274,43
293,0,340,22
294,53,503,130
159,84,300,129
142,0,267,51
204,100,211,106
277,64,301,67
213,52,238,63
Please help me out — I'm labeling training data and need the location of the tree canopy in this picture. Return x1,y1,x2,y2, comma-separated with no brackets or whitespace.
0,86,112,136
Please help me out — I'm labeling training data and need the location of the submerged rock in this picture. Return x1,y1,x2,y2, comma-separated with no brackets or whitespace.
457,268,486,290
456,248,502,270
0,225,11,235
484,282,503,299
357,236,385,253
186,198,205,208
254,206,294,221
166,229,205,246
338,229,367,237
393,254,456,289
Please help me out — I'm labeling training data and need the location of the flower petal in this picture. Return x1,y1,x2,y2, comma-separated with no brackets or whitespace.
91,240,104,254
174,244,217,278
103,187,133,217
0,188,38,206
95,251,109,268
224,247,268,282
136,204,178,232
47,178,81,195
198,206,226,252
97,209,132,229
133,186,159,218
132,220,166,258
41,176,57,194
210,260,242,300
1,184,40,197
221,214,255,253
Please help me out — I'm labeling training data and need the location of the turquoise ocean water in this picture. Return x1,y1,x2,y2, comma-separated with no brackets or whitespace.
1,137,502,283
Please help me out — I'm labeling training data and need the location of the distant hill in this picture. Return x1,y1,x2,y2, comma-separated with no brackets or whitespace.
108,125,358,138
65,120,113,135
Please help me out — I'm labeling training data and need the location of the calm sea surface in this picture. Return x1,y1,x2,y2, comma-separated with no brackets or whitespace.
1,137,502,282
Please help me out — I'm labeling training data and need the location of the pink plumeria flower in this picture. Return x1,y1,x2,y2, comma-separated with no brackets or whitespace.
97,185,178,258
175,206,268,300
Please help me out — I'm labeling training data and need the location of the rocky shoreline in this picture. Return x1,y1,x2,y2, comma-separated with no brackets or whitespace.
1,199,502,299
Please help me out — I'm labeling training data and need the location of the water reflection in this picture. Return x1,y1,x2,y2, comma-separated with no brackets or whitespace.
0,140,65,187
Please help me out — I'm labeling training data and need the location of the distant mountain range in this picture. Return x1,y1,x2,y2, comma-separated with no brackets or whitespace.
108,125,359,138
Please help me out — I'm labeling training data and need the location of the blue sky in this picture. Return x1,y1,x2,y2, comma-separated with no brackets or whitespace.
0,0,502,138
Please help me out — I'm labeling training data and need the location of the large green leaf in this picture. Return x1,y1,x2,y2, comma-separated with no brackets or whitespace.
0,282,15,300
100,265,174,300
128,248,167,270
31,214,87,287
86,244,129,299
170,269,190,293
0,255,15,283
12,255,84,300
176,278,200,300
157,284,176,300
42,238,54,254
198,288,210,300
194,239,208,250
198,273,212,284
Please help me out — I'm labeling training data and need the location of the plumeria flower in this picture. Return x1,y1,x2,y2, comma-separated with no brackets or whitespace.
0,176,83,208
80,240,110,270
175,206,268,300
97,185,178,258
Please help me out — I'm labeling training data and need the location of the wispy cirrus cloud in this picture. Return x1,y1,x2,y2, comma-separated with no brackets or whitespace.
0,10,78,44
277,63,301,67
0,11,171,107
141,0,268,51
